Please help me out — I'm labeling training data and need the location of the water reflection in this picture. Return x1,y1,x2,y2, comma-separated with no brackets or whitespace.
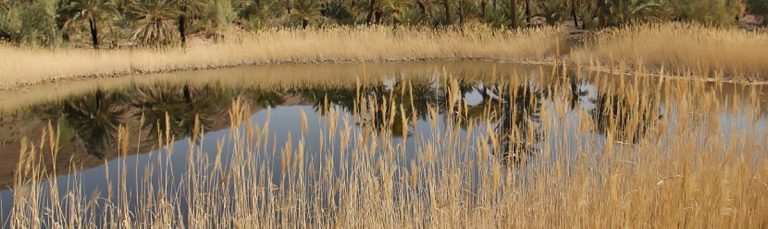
484,83,543,164
0,64,763,194
63,89,129,159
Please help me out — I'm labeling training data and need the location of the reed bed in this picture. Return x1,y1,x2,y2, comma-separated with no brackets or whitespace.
571,23,768,80
5,67,767,228
0,26,564,88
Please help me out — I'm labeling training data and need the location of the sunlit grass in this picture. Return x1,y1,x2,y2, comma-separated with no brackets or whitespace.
571,22,768,80
0,26,565,88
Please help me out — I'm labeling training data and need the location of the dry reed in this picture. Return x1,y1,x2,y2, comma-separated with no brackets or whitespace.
0,26,564,88
571,23,768,80
5,66,767,228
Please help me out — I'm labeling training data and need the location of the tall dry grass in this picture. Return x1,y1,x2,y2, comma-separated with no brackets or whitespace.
5,67,767,228
571,23,768,80
0,26,564,88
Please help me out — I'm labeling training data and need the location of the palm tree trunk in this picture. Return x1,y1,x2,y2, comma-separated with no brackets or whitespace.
375,9,383,24
459,0,465,25
509,0,517,28
596,0,607,27
184,84,194,109
524,0,531,24
366,0,377,25
88,18,99,49
571,0,580,28
481,0,487,19
417,0,429,19
95,89,103,111
442,0,451,25
286,0,291,14
178,9,187,47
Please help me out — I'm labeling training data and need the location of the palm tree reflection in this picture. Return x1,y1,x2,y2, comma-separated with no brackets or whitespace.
131,83,237,141
63,89,128,159
482,83,543,164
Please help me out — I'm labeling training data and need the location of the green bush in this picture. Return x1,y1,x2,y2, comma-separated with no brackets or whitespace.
670,0,743,26
745,0,767,24
0,0,60,47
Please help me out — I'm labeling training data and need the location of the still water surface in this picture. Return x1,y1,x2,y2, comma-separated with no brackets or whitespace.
0,61,765,223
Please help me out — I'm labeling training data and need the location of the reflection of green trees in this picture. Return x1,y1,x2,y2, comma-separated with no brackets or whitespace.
62,89,128,159
290,84,363,115
242,87,285,108
21,74,661,164
591,92,659,143
29,83,287,159
291,78,441,137
131,83,236,140
566,78,661,143
474,83,543,164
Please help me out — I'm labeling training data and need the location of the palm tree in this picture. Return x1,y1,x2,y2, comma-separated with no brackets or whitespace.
126,0,178,46
63,0,118,49
538,0,567,25
379,0,410,25
292,0,321,28
176,0,207,47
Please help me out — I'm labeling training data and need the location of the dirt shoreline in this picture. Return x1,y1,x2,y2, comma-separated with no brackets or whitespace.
0,57,554,91
3,57,766,92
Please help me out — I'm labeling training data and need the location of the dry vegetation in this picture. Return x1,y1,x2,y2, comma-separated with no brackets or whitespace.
4,22,768,90
6,68,767,228
0,26,564,88
571,23,768,80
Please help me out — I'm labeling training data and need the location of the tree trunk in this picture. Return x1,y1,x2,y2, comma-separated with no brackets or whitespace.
571,0,580,28
366,0,377,25
302,18,309,28
442,0,451,25
286,0,291,14
459,0,465,25
596,0,607,27
184,84,194,109
509,0,517,28
95,89,103,112
88,18,99,49
524,0,530,24
417,0,428,19
178,10,187,47
481,0,487,19
375,9,383,24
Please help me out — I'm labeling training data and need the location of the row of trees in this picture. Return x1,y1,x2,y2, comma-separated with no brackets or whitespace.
1,0,765,48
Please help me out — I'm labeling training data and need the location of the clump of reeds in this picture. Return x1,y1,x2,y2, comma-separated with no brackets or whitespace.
0,25,565,88
4,66,768,228
571,22,768,80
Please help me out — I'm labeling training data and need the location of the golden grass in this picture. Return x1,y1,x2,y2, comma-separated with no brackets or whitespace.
0,26,564,88
0,61,548,112
571,23,768,80
3,23,768,90
6,68,768,228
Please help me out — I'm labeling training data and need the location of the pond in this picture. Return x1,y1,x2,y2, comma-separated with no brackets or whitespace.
0,61,766,226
